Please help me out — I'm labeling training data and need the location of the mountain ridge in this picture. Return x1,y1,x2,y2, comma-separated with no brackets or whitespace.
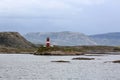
89,32,120,46
24,31,120,46
24,31,97,46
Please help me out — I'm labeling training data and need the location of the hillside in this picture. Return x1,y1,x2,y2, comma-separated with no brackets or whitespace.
0,32,35,49
89,32,120,46
24,31,97,46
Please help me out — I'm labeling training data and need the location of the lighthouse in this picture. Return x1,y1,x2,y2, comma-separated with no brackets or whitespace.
46,37,50,47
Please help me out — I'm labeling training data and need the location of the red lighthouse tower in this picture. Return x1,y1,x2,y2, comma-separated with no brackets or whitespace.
46,37,50,47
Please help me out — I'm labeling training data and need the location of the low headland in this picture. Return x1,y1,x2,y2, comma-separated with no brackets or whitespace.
0,32,120,55
0,32,36,54
34,45,120,55
1,44,120,55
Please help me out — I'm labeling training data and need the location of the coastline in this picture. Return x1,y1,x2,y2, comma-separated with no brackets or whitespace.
1,46,120,55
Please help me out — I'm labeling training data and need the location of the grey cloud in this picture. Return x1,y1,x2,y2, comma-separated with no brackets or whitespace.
0,0,105,17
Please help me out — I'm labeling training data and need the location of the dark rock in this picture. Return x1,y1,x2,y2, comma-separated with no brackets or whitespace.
112,60,120,63
72,57,95,60
51,60,70,63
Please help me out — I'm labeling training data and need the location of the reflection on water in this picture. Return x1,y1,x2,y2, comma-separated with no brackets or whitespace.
0,54,120,80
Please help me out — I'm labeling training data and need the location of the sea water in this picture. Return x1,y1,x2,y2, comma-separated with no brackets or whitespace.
0,54,120,80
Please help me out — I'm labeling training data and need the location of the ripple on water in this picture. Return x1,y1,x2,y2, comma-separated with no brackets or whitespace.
0,54,120,80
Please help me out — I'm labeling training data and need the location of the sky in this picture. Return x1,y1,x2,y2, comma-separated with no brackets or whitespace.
0,0,120,35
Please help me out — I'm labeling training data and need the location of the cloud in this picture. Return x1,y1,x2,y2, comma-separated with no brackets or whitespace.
0,0,70,16
1,0,120,35
0,0,105,17
62,0,104,5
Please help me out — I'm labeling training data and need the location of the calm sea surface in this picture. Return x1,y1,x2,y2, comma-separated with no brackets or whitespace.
0,54,120,80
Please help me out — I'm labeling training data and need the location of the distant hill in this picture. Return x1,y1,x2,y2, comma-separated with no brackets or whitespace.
89,32,120,46
0,32,35,48
0,31,119,48
24,31,97,46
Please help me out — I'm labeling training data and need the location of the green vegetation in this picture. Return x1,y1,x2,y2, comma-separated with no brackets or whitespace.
35,45,120,55
1,45,120,55
0,47,36,53
0,32,37,53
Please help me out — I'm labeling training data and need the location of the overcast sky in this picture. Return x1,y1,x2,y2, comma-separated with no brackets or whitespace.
0,0,120,35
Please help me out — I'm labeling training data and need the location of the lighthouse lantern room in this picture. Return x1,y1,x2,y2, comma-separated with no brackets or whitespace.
46,37,50,47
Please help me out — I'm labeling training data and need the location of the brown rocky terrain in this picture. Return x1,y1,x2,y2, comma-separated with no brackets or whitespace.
0,32,36,53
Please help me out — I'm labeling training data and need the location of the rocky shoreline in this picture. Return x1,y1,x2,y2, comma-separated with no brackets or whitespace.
1,46,120,55
34,46,120,55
